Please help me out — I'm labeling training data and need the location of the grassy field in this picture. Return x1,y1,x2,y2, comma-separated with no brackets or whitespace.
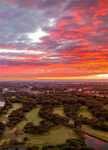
102,105,108,126
82,125,108,142
0,103,108,148
78,106,93,119
16,105,43,130
4,105,43,141
53,106,65,117
0,103,22,123
104,105,108,110
26,106,43,125
2,126,78,148
0,104,78,148
69,119,74,125
78,106,108,142
17,126,78,146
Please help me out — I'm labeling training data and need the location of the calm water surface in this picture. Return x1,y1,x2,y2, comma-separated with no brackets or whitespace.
85,134,108,150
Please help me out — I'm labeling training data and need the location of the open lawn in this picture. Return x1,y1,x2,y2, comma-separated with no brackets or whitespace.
69,119,74,125
78,106,93,119
104,105,108,110
16,105,43,130
0,103,22,123
82,125,108,142
4,128,16,141
0,104,78,148
0,103,108,148
104,105,108,125
53,106,65,117
17,126,78,146
80,107,108,142
26,106,43,125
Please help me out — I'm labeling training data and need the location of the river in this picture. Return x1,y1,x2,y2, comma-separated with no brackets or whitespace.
85,134,108,150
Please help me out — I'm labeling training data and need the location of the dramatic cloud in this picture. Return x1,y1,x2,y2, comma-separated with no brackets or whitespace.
0,0,108,80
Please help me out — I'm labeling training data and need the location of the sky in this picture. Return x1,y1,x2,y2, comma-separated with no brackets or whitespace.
0,0,108,81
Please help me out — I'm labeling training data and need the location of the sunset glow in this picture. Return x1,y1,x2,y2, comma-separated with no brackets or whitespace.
0,0,108,81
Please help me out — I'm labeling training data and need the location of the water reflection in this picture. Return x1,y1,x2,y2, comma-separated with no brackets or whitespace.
85,134,108,150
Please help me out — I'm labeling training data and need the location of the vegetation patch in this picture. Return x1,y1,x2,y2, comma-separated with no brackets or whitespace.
16,105,43,130
0,103,22,123
82,125,108,142
104,105,108,110
0,91,108,150
53,106,65,117
26,106,43,126
78,106,93,119
17,126,78,146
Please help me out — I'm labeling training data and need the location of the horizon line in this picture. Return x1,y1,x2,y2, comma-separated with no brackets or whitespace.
0,79,108,82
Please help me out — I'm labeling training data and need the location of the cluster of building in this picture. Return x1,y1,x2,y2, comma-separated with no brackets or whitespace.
66,87,108,97
0,81,108,108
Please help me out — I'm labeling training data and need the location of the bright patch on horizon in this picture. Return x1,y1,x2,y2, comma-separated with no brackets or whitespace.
96,74,108,78
27,28,49,43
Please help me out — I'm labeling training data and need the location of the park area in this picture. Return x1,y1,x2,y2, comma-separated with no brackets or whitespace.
0,103,78,148
0,99,108,149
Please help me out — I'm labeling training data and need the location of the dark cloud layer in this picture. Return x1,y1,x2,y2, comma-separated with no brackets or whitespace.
0,0,108,79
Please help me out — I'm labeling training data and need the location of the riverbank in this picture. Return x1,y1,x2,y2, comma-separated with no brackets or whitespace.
82,125,108,142
84,132,108,143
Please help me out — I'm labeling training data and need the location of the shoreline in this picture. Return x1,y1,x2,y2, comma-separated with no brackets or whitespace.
84,131,108,143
